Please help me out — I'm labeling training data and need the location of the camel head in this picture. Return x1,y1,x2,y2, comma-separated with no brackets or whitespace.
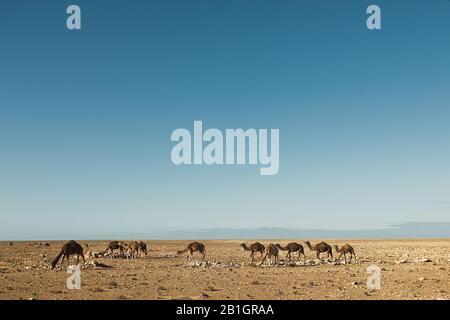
240,243,247,251
334,245,340,252
304,241,313,250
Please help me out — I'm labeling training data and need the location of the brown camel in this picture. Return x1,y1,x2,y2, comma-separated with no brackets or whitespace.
240,242,265,262
304,241,333,259
138,241,148,255
334,244,357,263
260,244,279,265
51,240,85,269
275,242,305,261
126,241,143,259
103,241,126,256
177,242,206,260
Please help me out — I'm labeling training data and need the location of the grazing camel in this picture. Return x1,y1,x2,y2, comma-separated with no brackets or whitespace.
126,241,144,259
103,241,126,257
260,244,279,265
127,241,147,258
51,240,85,269
240,242,265,262
275,242,305,261
9,242,13,246
304,241,333,259
334,244,357,263
177,242,206,260
138,241,148,255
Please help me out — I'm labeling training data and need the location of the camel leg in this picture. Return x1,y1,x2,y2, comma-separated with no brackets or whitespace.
260,253,267,265
76,254,80,265
250,252,254,262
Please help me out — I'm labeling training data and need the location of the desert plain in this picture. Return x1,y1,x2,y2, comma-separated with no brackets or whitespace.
0,239,449,300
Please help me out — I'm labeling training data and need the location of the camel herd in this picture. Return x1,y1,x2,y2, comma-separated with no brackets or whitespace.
49,239,357,269
102,240,147,259
240,241,357,264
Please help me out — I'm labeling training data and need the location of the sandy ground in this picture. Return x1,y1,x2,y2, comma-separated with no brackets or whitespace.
0,239,449,300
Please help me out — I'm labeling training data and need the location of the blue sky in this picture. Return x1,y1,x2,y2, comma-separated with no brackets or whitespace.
0,1,450,239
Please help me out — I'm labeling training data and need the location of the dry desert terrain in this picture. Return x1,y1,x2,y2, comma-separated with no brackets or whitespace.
0,239,449,300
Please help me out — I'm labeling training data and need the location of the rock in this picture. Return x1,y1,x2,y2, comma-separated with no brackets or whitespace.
84,260,112,269
187,260,242,269
395,259,408,264
415,258,432,263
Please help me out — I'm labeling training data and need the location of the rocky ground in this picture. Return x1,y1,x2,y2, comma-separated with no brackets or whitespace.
0,239,449,300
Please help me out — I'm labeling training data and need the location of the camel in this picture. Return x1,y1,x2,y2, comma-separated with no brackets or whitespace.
260,244,279,265
334,244,357,263
275,242,305,261
126,241,143,259
138,241,148,255
240,242,265,262
304,241,333,259
177,242,206,260
51,240,85,269
103,241,126,257
122,241,147,259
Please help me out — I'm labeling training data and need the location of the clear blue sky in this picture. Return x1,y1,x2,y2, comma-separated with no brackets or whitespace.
0,1,449,239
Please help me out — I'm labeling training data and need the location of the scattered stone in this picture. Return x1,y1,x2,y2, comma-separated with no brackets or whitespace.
415,258,432,263
395,259,409,264
84,260,112,269
187,260,242,269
